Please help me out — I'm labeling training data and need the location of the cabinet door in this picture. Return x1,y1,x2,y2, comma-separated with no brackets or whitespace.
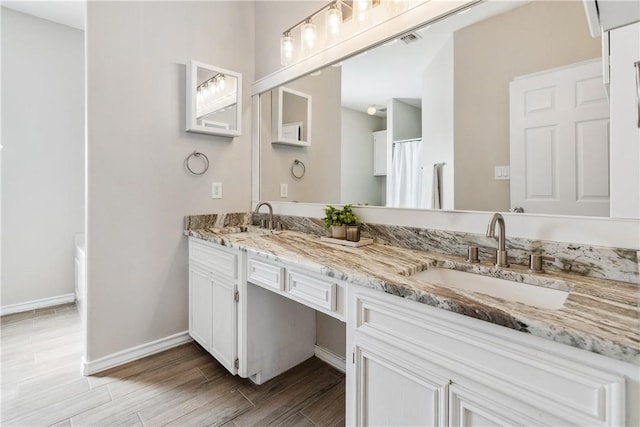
210,276,238,375
373,131,387,176
353,339,448,426
449,383,542,427
189,265,213,351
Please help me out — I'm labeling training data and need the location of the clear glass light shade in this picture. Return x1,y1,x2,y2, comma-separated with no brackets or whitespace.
325,6,342,44
367,106,377,115
386,0,406,14
280,34,294,66
301,20,317,56
217,75,226,90
354,0,372,24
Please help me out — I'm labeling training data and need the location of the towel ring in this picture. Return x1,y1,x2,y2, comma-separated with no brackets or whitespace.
185,151,209,175
290,159,306,179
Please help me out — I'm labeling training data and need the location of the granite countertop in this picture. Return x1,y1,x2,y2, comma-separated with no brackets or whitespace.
185,227,640,365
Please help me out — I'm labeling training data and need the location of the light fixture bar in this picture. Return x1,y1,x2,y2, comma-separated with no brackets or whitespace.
282,0,381,36
197,73,225,91
279,0,383,66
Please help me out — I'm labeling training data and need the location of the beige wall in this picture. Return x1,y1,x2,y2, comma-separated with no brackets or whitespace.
254,1,324,80
86,1,254,361
1,9,84,307
260,66,341,203
341,107,385,206
453,1,601,212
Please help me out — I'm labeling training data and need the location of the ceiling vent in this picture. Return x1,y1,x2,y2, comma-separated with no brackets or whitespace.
399,32,422,44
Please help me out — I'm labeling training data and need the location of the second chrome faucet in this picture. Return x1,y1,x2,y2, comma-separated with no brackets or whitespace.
486,212,509,267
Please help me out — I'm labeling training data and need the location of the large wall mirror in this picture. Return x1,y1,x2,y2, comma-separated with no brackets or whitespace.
258,0,627,218
186,60,242,138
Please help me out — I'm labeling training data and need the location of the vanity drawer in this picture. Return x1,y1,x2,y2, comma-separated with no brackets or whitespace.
286,270,336,312
189,238,237,280
247,258,285,291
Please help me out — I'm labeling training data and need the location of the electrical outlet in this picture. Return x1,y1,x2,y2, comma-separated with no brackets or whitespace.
280,183,288,198
494,166,510,180
211,182,222,199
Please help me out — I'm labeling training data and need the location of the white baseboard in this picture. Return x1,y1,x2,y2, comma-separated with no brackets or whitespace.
0,293,76,316
82,331,193,376
315,345,346,373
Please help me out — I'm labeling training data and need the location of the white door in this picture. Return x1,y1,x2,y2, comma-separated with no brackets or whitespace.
210,276,238,375
509,59,610,216
353,340,449,426
189,265,213,351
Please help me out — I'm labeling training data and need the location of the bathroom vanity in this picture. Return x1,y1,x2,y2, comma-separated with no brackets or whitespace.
185,219,639,426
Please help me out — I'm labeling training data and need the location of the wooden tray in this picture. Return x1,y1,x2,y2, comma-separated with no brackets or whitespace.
320,236,374,247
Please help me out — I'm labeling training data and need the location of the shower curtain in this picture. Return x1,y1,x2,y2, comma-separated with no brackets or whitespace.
387,139,423,208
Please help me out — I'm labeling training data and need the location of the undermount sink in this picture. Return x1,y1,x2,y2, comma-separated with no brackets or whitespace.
409,268,569,310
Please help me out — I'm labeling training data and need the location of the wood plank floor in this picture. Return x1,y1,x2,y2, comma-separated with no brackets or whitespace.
0,303,345,426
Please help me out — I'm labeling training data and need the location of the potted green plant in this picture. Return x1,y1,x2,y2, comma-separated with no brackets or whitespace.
322,204,360,240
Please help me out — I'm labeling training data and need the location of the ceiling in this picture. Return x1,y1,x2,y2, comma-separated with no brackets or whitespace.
2,0,85,30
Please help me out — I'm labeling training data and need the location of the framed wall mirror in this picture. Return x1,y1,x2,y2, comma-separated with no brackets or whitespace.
257,0,632,219
186,60,242,138
272,87,312,146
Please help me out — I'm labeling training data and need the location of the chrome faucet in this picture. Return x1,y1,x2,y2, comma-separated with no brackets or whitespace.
254,201,274,230
486,213,509,267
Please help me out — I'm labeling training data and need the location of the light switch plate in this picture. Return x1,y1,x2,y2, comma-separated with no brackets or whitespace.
211,182,222,199
280,183,288,198
494,166,510,180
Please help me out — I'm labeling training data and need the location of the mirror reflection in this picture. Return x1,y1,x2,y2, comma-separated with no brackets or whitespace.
186,61,241,137
260,1,617,217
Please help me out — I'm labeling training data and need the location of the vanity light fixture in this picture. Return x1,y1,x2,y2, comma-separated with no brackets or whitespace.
325,2,343,44
280,31,294,66
354,0,372,24
197,73,226,94
279,0,390,67
386,0,405,14
301,18,318,55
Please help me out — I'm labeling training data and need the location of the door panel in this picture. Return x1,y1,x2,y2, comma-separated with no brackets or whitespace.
449,383,542,427
189,266,213,351
355,341,448,426
211,276,237,375
510,59,610,216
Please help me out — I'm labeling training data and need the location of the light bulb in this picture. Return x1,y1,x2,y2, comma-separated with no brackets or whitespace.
280,32,294,66
386,0,405,14
217,75,226,91
325,4,342,44
301,19,317,56
354,0,371,24
367,106,377,115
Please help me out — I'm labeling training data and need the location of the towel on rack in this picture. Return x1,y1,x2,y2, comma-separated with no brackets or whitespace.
431,163,443,209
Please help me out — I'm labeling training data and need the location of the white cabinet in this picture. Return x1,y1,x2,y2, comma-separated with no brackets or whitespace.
373,130,387,176
354,336,449,426
188,265,213,349
347,286,636,426
188,239,238,374
247,254,346,321
188,238,317,384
